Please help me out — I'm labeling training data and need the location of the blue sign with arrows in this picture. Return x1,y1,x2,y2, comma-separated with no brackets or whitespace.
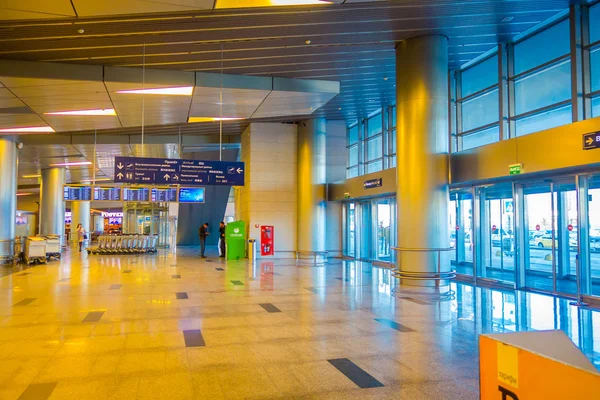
114,156,245,186
583,131,600,150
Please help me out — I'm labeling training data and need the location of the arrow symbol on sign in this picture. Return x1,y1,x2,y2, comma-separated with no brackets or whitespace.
586,137,594,145
116,172,124,179
163,174,170,181
117,163,124,170
236,167,243,174
173,174,179,181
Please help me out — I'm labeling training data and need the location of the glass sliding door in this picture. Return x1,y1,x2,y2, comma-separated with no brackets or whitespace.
553,179,578,295
587,175,600,297
477,182,515,285
450,190,473,276
345,203,356,257
374,197,396,263
357,201,372,260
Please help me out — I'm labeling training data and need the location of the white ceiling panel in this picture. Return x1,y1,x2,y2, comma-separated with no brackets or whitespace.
190,87,270,119
0,1,74,20
72,0,213,17
0,113,47,129
252,90,337,118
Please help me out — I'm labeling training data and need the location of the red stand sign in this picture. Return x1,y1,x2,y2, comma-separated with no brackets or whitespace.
456,225,460,231
536,225,541,231
492,225,497,232
261,226,274,256
568,224,574,232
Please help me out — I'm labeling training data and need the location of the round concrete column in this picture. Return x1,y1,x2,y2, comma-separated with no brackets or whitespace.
395,35,450,286
40,167,66,245
297,118,327,261
70,201,90,242
0,136,18,259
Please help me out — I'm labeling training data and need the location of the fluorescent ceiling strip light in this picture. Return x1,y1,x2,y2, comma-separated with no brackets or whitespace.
0,126,55,133
116,86,193,96
216,0,331,8
22,174,41,178
45,108,116,116
50,161,93,167
188,117,244,123
17,193,34,196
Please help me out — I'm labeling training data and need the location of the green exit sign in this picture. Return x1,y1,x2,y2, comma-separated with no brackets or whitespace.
509,163,523,175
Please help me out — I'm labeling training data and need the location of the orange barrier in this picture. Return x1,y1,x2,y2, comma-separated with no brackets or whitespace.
480,330,600,399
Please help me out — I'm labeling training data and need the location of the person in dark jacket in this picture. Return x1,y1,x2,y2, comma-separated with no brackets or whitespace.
199,223,209,258
219,221,226,258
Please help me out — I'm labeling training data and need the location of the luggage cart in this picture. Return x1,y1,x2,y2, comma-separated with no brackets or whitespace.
25,237,47,265
43,235,61,260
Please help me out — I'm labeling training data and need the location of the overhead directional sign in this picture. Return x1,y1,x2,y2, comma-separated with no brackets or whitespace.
583,131,600,150
114,156,245,186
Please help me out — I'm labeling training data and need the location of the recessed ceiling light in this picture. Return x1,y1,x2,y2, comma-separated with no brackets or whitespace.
116,86,194,96
45,108,116,116
0,126,55,133
188,117,244,123
17,193,34,196
383,77,388,81
305,40,311,45
215,0,332,9
338,108,342,111
502,16,515,22
50,161,93,167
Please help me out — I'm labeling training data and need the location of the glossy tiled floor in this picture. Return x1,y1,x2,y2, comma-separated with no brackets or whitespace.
1,246,599,400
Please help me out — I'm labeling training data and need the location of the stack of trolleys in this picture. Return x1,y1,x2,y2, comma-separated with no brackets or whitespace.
25,236,47,265
43,235,61,260
87,236,107,255
147,235,158,254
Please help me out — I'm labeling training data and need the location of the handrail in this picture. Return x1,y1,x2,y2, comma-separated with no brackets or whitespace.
296,250,328,264
390,247,456,285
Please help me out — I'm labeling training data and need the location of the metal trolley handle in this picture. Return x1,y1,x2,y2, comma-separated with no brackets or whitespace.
390,247,456,281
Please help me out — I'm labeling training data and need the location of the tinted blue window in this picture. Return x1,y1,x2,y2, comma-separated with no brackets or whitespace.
514,60,571,115
591,47,600,93
348,145,358,166
389,155,396,168
367,113,382,137
514,20,570,74
366,136,382,161
461,55,498,97
590,4,600,44
462,126,499,151
515,105,572,136
592,97,600,118
348,125,359,145
462,89,499,131
391,106,396,127
347,166,359,179
390,129,396,154
366,160,382,174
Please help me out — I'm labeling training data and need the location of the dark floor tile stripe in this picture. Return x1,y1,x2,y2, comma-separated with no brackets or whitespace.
398,296,431,305
205,259,213,263
17,272,30,276
374,318,416,333
259,303,281,313
176,292,189,300
328,358,384,389
231,280,244,285
82,311,105,323
215,268,224,271
57,278,70,282
123,270,132,273
109,284,122,290
17,382,57,400
183,329,206,347
14,298,36,306
306,287,323,293
172,275,181,279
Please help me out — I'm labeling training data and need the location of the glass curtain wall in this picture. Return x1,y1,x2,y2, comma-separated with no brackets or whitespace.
455,53,500,151
587,2,600,117
345,107,397,178
511,18,573,136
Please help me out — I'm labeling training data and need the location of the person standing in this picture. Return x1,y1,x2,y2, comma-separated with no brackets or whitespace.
76,223,86,253
199,223,209,258
219,221,226,258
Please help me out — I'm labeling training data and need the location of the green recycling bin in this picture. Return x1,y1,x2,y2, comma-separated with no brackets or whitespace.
225,221,246,261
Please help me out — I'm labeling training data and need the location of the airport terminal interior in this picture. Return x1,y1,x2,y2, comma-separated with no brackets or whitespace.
1,0,600,399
